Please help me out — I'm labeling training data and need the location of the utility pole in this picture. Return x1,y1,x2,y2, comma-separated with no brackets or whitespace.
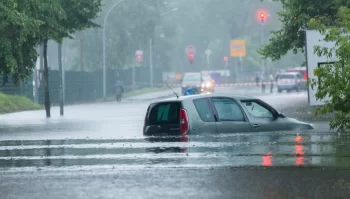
149,38,153,88
58,42,64,116
261,26,265,74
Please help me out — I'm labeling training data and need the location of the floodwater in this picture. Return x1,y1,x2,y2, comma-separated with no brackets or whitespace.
1,130,349,172
0,91,347,173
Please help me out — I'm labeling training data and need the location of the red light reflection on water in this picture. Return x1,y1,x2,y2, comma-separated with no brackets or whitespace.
180,135,189,153
295,135,305,166
262,152,273,166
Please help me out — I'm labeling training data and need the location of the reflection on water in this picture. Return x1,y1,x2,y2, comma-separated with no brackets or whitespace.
1,131,350,170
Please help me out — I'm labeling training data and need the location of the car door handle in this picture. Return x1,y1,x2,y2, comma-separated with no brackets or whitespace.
252,124,259,128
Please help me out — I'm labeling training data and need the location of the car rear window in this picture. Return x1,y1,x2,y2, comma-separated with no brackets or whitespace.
193,98,215,122
148,102,180,125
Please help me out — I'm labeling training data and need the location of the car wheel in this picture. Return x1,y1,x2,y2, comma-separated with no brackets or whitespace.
278,89,282,93
287,89,291,93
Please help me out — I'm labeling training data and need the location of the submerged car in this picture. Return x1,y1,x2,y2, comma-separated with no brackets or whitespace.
143,93,314,136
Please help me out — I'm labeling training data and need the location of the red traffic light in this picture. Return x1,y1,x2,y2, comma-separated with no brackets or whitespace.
224,56,228,62
260,13,265,18
188,54,194,60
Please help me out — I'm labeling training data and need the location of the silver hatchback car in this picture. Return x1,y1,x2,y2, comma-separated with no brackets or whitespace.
277,72,303,93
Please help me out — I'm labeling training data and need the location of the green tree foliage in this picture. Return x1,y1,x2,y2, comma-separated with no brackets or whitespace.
69,0,164,71
309,6,350,131
0,0,102,117
261,0,350,131
0,1,42,84
259,0,350,61
72,0,299,73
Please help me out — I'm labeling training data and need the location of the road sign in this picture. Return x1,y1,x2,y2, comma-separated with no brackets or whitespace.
185,45,196,55
205,49,212,56
230,40,246,57
135,50,143,62
184,89,196,96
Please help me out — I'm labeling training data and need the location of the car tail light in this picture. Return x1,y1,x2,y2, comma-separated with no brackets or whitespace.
179,109,189,135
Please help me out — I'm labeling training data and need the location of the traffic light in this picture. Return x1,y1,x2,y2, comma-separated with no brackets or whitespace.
260,12,265,23
188,54,194,64
224,56,228,62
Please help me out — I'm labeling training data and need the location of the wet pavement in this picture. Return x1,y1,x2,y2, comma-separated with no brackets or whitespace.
1,87,348,198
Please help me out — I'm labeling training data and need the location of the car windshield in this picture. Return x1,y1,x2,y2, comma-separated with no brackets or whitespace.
202,76,211,82
183,74,201,82
278,74,295,79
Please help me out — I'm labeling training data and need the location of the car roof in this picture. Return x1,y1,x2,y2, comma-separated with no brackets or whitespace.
149,93,257,104
184,72,201,75
279,72,300,75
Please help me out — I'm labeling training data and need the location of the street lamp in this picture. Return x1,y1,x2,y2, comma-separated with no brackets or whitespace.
149,8,178,88
102,0,126,100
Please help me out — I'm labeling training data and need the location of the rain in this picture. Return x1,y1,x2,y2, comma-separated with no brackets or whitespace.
1,0,350,198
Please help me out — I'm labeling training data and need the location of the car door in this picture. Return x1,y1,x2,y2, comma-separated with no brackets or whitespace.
240,99,291,132
209,97,251,133
192,98,218,134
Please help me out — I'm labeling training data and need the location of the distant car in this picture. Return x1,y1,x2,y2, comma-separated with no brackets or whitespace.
286,67,308,90
143,93,314,136
200,75,215,93
276,72,303,93
181,72,214,95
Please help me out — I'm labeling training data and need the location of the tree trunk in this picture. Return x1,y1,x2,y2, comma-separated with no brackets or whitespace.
80,34,84,71
43,39,51,118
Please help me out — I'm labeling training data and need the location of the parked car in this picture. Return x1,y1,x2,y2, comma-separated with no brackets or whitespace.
276,72,303,93
143,93,314,136
181,72,214,95
286,67,308,90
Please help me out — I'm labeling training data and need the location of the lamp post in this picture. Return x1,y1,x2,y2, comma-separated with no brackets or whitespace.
149,8,178,88
102,0,126,100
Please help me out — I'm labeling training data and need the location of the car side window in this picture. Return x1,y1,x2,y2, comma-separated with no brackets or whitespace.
241,100,273,118
211,98,245,121
193,98,215,122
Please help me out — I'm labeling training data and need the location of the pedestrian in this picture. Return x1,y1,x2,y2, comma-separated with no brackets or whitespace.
269,73,275,93
255,73,260,87
115,80,124,102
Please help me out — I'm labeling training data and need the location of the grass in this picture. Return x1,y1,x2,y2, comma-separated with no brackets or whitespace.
0,93,41,114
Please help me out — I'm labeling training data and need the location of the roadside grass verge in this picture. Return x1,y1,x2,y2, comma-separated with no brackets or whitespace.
0,93,41,114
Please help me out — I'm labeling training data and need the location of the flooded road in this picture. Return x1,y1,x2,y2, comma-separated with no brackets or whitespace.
0,92,344,171
1,131,350,171
1,91,350,198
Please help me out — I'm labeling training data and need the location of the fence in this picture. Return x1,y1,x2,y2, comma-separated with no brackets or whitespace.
36,67,164,105
0,67,164,105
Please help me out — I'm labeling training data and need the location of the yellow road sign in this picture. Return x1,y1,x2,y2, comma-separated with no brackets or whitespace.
230,40,246,57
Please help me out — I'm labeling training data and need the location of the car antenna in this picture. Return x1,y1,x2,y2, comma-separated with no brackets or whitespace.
166,83,179,99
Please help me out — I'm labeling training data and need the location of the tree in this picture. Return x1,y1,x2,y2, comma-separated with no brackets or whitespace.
309,6,350,131
68,0,164,71
260,0,350,131
0,1,42,85
25,0,102,118
258,0,349,61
